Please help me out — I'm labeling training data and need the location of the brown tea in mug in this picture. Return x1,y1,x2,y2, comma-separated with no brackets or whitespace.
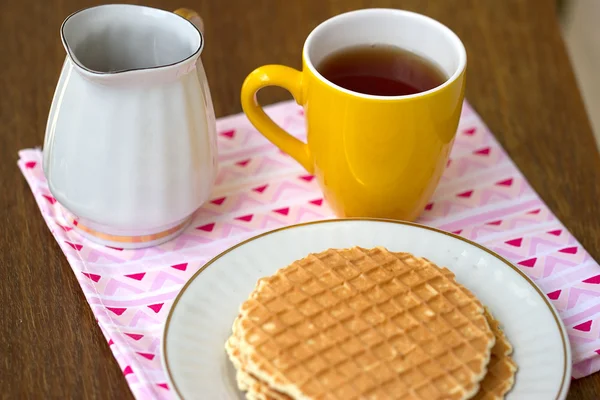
317,44,447,96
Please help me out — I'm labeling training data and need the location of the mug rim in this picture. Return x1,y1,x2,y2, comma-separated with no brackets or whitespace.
302,8,467,101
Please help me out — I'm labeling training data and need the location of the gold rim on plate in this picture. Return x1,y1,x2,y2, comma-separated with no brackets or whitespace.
162,218,571,400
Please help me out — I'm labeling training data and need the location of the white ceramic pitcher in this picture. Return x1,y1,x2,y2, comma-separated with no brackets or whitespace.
43,5,217,249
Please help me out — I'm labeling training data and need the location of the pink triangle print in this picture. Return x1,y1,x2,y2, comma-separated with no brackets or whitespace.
125,273,146,281
496,178,514,187
107,307,127,316
16,98,600,395
211,197,226,205
125,333,144,341
299,175,315,182
505,238,523,247
560,246,578,255
43,194,57,204
547,290,561,300
148,303,164,313
197,223,215,232
583,275,600,284
137,352,155,361
171,263,188,271
65,241,83,251
518,258,537,268
474,147,491,156
253,184,268,193
274,207,290,216
82,272,101,282
219,129,235,139
573,320,593,332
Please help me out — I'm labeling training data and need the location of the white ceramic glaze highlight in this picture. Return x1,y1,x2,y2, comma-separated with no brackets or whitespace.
43,4,217,248
163,219,571,400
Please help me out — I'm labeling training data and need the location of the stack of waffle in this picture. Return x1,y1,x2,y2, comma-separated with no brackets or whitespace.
225,247,517,400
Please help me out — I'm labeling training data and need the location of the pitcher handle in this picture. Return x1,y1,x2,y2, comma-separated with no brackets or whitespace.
174,8,204,33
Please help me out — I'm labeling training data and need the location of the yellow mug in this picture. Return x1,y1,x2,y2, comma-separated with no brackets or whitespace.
241,9,466,221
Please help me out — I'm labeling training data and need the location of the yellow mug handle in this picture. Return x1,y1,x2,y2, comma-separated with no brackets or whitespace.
241,66,314,174
174,8,204,33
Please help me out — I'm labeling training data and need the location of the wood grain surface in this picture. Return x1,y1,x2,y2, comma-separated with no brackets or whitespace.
1,0,599,398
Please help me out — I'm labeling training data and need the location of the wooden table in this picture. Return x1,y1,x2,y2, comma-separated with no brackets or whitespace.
1,0,599,398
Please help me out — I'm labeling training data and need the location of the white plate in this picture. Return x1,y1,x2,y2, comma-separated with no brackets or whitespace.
162,219,571,400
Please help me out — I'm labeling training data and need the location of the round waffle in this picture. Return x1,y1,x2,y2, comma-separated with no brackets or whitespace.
472,309,518,400
227,306,518,400
225,246,495,399
226,332,290,400
227,309,517,400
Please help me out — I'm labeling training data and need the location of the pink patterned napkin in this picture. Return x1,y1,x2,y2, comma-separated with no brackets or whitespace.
18,100,600,399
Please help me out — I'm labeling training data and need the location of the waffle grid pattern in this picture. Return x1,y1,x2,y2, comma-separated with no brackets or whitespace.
231,247,495,400
238,366,290,400
472,310,517,400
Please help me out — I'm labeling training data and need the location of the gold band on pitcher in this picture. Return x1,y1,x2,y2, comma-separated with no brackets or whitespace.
72,219,190,244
